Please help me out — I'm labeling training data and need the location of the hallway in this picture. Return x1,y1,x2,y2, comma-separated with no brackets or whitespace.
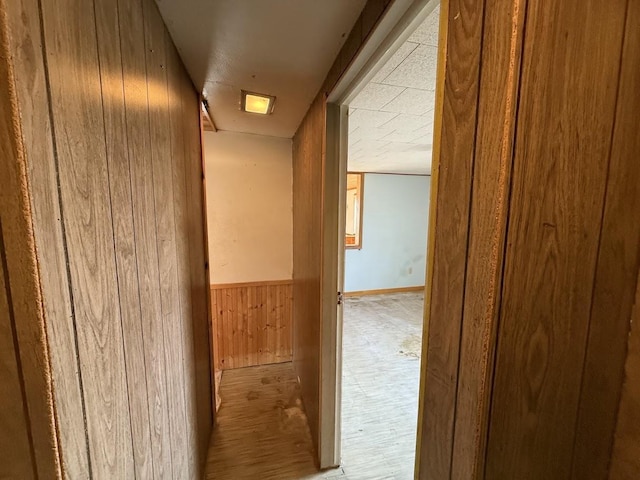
205,293,423,479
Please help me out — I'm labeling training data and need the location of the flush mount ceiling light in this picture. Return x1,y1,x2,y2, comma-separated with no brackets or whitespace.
241,90,275,115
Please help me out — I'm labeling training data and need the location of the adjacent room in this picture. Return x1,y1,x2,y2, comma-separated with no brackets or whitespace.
338,5,438,477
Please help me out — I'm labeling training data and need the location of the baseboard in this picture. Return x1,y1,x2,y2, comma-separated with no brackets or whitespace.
344,285,425,297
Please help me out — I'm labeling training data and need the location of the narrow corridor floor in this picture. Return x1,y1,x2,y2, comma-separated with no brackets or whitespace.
205,363,334,479
205,292,423,479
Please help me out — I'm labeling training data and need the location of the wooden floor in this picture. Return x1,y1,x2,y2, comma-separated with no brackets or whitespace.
205,292,424,479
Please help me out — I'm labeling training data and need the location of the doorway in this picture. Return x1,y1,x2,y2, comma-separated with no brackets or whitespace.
321,0,442,476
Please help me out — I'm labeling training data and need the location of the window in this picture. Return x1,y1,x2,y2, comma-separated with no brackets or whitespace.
345,173,363,249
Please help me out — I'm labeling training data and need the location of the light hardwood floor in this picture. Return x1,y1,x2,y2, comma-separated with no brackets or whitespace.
205,292,424,479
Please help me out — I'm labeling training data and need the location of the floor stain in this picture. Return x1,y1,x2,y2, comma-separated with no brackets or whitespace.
400,334,422,358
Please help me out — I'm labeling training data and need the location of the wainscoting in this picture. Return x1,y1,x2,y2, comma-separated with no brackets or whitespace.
211,280,293,371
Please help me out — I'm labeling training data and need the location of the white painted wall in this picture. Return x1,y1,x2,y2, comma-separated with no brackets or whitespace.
344,174,430,292
204,131,293,284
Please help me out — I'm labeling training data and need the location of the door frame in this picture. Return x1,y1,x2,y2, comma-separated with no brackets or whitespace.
320,0,443,469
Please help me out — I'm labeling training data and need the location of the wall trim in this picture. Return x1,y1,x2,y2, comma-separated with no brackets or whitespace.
344,285,425,297
210,279,293,290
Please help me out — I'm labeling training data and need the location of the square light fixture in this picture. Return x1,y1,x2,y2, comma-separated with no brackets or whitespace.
241,90,275,115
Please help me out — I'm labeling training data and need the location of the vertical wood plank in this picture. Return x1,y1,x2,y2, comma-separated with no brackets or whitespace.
142,0,190,476
0,247,35,480
241,288,250,366
180,63,213,469
40,0,135,474
210,282,293,370
418,0,484,477
227,290,236,369
222,289,230,370
247,286,257,367
92,0,154,476
572,1,640,476
217,289,225,371
211,288,220,371
257,286,265,365
4,0,90,475
292,93,325,447
266,285,275,364
451,0,527,477
485,0,628,477
285,284,293,361
1,3,63,477
165,33,199,476
609,270,640,478
117,0,173,476
275,285,283,362
237,288,245,368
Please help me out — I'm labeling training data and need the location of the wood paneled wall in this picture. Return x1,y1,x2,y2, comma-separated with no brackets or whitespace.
293,93,325,448
610,271,640,478
292,0,393,455
0,4,61,476
211,281,293,370
418,0,640,478
4,0,212,477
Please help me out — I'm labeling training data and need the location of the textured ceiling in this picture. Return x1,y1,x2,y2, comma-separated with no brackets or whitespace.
156,0,366,138
348,6,439,175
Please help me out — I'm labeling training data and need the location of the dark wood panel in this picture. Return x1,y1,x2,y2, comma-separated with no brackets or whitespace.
610,272,640,478
485,0,628,477
292,93,326,451
572,1,640,476
211,281,293,370
4,0,90,475
40,0,135,475
450,0,527,477
417,0,484,477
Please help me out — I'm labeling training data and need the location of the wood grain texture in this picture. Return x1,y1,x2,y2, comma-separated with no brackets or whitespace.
572,1,640,476
292,93,326,453
4,0,90,475
0,7,60,474
0,245,35,480
205,363,321,479
485,0,629,477
119,0,175,476
166,31,201,478
610,271,640,479
211,281,293,371
40,0,136,475
450,0,526,477
93,0,156,476
143,0,191,475
5,0,214,476
414,1,447,475
180,47,214,471
417,0,484,478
